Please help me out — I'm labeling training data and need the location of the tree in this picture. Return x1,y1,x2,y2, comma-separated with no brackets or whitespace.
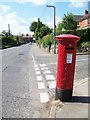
61,13,77,30
30,19,45,33
30,21,37,32
2,30,13,37
39,26,52,39
56,23,63,35
30,18,52,40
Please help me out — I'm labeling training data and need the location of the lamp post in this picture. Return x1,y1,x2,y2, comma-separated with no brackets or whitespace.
47,5,56,54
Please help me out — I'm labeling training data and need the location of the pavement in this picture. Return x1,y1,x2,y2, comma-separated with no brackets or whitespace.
40,47,90,119
46,77,89,119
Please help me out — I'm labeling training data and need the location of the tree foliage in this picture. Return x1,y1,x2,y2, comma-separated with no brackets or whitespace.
29,18,52,40
2,30,13,37
56,23,63,35
39,26,52,39
30,21,37,32
61,12,77,30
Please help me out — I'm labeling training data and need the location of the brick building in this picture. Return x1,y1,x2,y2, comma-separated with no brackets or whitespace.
77,10,90,29
73,10,90,29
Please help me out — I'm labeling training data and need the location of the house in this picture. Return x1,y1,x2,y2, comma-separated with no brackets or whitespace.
73,10,90,29
19,34,33,44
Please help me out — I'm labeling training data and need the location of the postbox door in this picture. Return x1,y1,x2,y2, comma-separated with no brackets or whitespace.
62,47,76,90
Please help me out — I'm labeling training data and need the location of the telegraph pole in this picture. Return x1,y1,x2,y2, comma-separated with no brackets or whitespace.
8,24,10,37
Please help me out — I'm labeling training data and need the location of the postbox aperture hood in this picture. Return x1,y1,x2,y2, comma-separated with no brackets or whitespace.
56,34,80,42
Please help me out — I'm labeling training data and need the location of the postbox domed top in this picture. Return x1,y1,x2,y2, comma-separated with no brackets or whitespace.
56,34,80,42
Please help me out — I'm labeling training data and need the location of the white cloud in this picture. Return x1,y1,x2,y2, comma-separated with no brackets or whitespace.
1,0,48,5
46,16,62,28
1,0,57,5
17,0,47,5
0,4,11,14
0,12,33,35
69,0,88,8
31,17,38,22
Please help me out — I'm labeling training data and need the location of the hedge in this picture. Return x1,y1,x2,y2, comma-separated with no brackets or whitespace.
57,28,90,47
37,34,54,48
1,36,21,49
37,28,90,49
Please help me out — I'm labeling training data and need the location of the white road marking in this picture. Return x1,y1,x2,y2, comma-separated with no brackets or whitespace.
46,63,57,65
44,70,51,74
32,54,35,65
38,82,45,89
40,64,46,67
48,81,56,89
74,77,88,88
40,92,49,103
35,68,39,71
35,65,38,68
36,71,41,75
76,59,88,62
43,58,88,66
41,67,48,70
37,76,42,81
46,75,55,80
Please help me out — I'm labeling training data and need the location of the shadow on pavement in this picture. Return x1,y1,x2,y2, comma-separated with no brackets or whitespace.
70,96,90,103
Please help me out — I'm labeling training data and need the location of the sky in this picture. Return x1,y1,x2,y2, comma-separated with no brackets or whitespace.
0,0,89,35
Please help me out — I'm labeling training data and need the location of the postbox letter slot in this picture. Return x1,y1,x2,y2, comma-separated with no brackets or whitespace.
65,47,74,50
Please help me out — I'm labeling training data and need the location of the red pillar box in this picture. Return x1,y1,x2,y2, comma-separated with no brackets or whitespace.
55,34,80,102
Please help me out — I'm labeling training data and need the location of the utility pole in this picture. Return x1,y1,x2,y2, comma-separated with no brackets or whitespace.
47,5,56,54
8,24,10,37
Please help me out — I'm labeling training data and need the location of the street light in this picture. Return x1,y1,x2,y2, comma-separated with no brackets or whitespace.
46,5,56,54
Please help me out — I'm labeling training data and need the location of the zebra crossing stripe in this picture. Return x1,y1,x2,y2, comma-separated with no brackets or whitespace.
35,67,39,71
46,75,55,80
48,81,56,89
37,76,42,81
38,82,45,89
39,64,46,67
35,65,38,68
36,71,41,75
41,67,48,70
40,92,49,103
43,70,51,74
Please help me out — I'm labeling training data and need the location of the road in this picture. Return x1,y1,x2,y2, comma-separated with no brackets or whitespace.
1,43,89,118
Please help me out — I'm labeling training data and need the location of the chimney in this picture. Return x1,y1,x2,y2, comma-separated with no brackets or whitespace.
84,10,88,15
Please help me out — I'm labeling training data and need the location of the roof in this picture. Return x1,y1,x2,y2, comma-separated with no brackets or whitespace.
78,14,90,22
73,15,84,22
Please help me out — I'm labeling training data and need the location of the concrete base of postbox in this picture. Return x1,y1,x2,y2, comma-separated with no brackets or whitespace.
55,87,73,102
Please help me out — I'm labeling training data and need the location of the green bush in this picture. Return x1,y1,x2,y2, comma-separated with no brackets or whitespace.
57,28,90,47
36,39,42,48
81,41,90,48
2,36,17,48
42,34,53,48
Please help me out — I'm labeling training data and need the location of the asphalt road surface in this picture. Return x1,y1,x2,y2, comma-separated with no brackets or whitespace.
1,43,89,118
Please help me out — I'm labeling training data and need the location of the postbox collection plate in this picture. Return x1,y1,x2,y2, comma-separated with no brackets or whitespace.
66,53,73,64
